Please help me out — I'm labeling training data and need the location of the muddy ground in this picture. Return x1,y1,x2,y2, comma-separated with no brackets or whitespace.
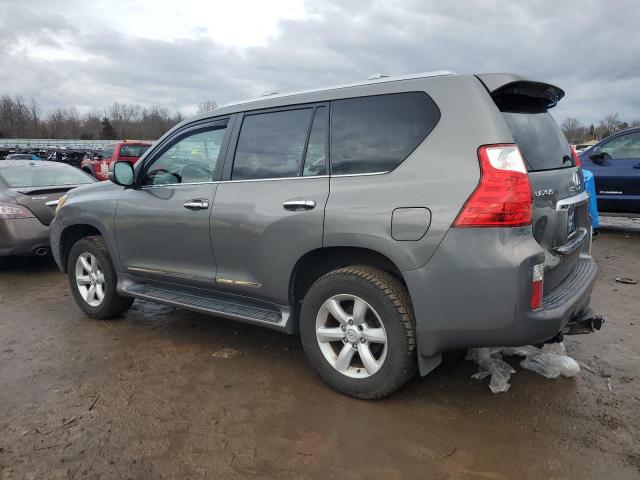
1,218,639,479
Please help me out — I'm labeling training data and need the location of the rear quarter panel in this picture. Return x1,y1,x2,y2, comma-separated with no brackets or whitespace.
324,75,517,271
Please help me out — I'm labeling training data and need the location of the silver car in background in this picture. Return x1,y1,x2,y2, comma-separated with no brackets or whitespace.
0,160,95,259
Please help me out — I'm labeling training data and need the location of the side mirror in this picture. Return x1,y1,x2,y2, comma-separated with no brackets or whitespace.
109,161,134,187
589,146,605,162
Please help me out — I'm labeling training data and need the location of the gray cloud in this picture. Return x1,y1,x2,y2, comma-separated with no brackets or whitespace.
0,0,638,124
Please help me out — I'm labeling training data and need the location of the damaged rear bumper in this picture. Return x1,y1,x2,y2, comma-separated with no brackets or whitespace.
403,227,602,375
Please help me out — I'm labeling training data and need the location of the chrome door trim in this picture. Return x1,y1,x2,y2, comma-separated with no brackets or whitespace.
137,171,390,189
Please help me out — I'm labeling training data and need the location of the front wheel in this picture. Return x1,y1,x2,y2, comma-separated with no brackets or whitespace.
300,266,417,399
67,236,133,319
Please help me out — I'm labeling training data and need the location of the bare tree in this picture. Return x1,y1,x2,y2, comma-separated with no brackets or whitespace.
197,100,218,113
561,117,585,143
597,113,622,139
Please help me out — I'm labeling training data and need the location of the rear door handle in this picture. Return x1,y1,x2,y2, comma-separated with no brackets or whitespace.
283,200,316,211
634,163,640,169
183,199,210,210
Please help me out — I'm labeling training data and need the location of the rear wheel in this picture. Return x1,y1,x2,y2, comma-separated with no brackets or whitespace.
300,266,417,399
67,236,133,319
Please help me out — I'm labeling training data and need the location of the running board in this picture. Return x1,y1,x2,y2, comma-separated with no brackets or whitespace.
121,282,289,330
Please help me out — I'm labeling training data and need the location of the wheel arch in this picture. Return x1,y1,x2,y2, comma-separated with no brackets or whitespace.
58,223,106,273
289,246,406,307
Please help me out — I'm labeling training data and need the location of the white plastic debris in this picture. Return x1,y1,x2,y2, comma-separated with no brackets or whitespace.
467,342,580,392
466,348,515,393
520,353,580,379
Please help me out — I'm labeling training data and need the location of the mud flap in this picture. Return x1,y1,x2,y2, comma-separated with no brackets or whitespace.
418,352,442,377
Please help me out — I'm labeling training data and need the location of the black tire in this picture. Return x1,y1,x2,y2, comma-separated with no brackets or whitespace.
67,235,133,319
300,266,417,399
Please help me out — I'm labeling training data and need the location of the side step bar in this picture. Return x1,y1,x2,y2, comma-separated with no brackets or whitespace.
120,282,290,330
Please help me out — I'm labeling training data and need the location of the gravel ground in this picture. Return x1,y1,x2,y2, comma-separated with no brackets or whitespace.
1,218,639,479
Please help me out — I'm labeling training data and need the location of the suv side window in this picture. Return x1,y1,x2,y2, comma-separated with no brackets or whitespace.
232,108,314,180
302,106,328,176
143,124,227,186
601,132,640,159
330,92,440,175
101,145,115,159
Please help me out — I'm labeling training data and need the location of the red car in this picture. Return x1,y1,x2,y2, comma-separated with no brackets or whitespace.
81,141,152,181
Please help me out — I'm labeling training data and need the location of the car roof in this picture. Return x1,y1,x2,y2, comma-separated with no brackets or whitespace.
0,160,72,168
190,70,463,121
593,127,640,146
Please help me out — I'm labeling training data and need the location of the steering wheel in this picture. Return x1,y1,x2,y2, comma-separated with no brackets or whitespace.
147,168,181,184
179,163,214,182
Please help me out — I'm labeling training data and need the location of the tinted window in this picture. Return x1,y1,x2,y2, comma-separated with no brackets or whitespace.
144,126,227,186
0,164,94,187
330,92,440,175
233,108,313,180
502,112,573,171
601,132,640,159
120,145,150,157
303,107,327,176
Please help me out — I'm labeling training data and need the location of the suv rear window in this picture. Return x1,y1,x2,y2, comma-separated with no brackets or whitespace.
330,92,440,175
501,112,574,172
233,108,314,180
120,145,150,157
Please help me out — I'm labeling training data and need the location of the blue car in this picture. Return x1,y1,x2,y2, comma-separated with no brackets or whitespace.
4,153,44,161
580,127,640,215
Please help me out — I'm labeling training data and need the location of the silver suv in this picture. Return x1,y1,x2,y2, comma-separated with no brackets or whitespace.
50,72,602,398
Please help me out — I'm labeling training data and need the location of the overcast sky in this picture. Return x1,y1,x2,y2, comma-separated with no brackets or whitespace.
1,0,638,124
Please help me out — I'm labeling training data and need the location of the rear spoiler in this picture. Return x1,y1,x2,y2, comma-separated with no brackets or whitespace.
475,73,565,111
15,185,78,195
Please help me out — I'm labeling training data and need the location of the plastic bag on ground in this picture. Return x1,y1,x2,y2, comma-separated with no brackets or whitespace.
467,342,580,392
519,352,580,379
466,348,515,393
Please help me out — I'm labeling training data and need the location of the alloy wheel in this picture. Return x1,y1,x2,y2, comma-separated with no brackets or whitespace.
315,294,388,379
75,252,106,307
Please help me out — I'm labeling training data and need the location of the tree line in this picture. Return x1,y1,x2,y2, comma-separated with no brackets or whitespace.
2,92,637,144
561,113,640,144
0,94,217,140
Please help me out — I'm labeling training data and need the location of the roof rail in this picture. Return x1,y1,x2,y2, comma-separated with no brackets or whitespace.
219,70,456,110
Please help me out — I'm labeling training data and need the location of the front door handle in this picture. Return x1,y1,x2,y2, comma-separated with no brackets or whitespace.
283,200,316,211
184,199,210,210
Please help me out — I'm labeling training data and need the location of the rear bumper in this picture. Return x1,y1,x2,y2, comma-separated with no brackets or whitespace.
403,227,598,359
49,217,64,269
0,217,50,256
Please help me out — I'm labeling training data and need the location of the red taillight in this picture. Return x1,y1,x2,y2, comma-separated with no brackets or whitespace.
530,263,544,310
0,202,35,219
570,145,581,166
453,144,533,227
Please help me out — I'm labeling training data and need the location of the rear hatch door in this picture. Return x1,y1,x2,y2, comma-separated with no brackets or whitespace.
479,77,590,291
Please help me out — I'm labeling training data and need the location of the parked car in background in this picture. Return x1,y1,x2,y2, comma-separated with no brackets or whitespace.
580,127,640,215
574,143,596,154
4,153,44,161
0,160,95,259
81,141,152,181
51,72,602,399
